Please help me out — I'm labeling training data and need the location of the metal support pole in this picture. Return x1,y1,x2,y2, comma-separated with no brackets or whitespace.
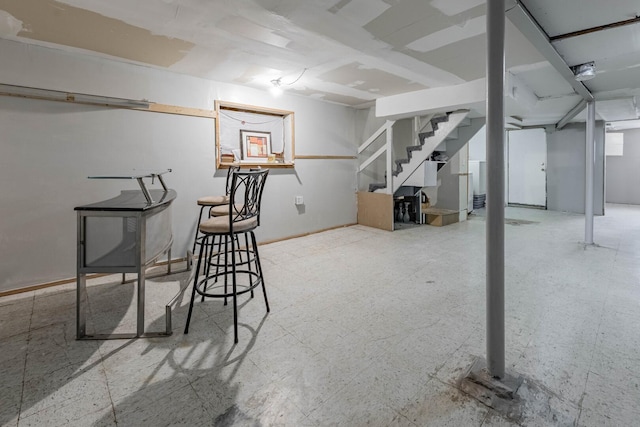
585,101,595,244
386,120,393,194
486,0,506,379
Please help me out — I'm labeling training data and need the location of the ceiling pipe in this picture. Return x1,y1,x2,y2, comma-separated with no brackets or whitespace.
506,1,594,102
550,15,640,42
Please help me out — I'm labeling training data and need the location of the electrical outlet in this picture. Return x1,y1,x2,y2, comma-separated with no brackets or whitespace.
295,195,304,205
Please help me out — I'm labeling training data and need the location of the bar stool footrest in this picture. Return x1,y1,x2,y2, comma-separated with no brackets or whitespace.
194,270,262,299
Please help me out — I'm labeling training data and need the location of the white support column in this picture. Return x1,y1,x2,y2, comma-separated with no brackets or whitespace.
386,120,393,194
486,0,506,379
585,101,595,244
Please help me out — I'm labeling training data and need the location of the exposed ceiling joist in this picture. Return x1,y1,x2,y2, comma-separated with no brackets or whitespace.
507,1,594,102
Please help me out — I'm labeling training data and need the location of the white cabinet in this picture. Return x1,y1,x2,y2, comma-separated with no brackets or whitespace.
404,160,438,187
469,160,486,195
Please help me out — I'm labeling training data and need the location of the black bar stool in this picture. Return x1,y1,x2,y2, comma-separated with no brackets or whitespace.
184,169,269,343
191,165,240,256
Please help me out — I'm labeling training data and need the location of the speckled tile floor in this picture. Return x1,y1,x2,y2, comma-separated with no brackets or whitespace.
2,204,640,426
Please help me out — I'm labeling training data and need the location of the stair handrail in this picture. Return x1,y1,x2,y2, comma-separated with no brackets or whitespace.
358,145,387,172
357,119,395,194
358,120,394,154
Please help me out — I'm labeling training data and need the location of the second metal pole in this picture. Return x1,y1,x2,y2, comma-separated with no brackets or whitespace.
486,0,506,379
585,101,595,244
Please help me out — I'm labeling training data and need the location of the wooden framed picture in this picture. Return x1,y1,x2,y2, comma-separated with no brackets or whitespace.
240,130,271,161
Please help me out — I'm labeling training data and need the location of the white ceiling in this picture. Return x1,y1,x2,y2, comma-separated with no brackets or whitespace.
0,0,639,127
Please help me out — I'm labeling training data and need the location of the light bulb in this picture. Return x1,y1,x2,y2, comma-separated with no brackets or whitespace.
269,85,283,96
269,78,283,96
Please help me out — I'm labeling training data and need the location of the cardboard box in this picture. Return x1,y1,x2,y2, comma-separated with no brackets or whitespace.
424,208,459,227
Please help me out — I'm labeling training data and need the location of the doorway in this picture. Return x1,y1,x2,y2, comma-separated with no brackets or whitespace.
508,128,547,208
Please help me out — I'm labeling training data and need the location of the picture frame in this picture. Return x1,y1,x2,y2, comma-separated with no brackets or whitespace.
240,130,272,161
216,101,295,169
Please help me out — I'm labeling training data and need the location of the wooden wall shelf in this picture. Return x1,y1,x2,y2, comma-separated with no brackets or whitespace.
215,100,295,169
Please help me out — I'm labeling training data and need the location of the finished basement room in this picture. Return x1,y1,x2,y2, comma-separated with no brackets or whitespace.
2,0,640,425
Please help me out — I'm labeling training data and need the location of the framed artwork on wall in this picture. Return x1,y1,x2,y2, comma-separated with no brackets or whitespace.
215,100,295,169
240,130,272,161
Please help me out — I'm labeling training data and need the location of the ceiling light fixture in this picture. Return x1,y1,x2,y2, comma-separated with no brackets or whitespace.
269,68,307,96
571,62,596,82
269,78,283,96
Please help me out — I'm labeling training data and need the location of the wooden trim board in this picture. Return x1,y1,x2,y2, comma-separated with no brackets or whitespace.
0,258,188,298
295,155,356,160
143,103,215,118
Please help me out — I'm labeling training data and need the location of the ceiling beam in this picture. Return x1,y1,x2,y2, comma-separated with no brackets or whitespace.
375,78,485,119
556,99,587,129
506,1,594,102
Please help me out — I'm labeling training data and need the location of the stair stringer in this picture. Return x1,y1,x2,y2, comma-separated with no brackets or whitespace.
392,110,470,193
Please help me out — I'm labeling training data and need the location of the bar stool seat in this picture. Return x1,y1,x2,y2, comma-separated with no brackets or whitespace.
209,203,245,217
197,195,229,206
200,216,257,233
191,165,239,256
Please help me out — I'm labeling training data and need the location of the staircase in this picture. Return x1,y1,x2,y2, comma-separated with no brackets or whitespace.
393,114,449,178
359,110,471,194
357,111,484,231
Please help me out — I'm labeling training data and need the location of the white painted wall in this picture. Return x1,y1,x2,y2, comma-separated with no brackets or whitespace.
605,128,640,204
546,122,605,215
470,122,606,215
0,39,357,292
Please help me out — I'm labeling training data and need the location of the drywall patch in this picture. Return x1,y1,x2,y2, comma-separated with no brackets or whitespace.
430,0,484,16
289,87,370,106
407,20,546,82
408,34,486,81
233,64,279,85
217,16,291,49
0,0,194,67
318,62,427,96
0,10,22,37
407,15,485,53
333,0,390,27
364,0,484,48
320,92,373,106
328,0,354,14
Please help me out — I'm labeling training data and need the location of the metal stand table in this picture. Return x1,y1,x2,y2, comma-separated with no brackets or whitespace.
75,170,177,339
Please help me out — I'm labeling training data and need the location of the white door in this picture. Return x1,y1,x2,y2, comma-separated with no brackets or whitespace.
508,128,546,207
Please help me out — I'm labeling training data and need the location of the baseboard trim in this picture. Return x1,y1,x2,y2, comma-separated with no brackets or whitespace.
259,223,357,245
0,224,358,297
507,203,546,210
0,257,188,299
